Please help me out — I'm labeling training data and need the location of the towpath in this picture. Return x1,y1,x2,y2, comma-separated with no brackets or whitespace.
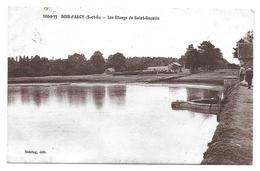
201,85,253,164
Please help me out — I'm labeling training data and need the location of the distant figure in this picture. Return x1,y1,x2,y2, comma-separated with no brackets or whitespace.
239,67,245,81
245,68,253,89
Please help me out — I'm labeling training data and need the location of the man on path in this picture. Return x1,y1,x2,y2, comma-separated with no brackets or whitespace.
245,68,253,89
239,67,245,81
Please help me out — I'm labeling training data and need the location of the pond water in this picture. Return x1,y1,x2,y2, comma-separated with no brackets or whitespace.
8,83,222,164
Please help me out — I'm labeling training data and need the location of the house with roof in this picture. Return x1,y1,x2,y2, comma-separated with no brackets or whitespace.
147,62,182,73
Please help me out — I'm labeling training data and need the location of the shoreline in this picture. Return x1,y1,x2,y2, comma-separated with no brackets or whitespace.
8,69,238,85
201,85,253,165
8,82,224,92
8,73,184,84
8,78,224,86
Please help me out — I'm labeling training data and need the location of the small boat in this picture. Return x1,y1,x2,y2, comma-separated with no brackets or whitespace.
171,98,222,114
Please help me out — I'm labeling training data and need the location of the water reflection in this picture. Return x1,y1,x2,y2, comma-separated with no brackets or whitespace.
168,87,221,102
54,86,69,103
31,86,50,106
186,88,221,101
8,84,221,110
8,87,20,104
20,87,30,104
66,86,90,105
92,86,106,109
107,85,126,106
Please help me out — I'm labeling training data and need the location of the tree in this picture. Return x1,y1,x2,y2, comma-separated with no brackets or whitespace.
107,53,126,72
49,59,67,75
89,51,105,74
66,53,87,75
31,55,42,75
184,44,200,73
178,55,186,67
243,30,253,43
198,41,223,70
8,57,19,77
233,30,253,58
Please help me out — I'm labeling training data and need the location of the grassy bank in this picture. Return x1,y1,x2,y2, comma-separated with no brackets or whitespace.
169,69,238,84
8,69,238,84
201,85,253,165
8,73,189,84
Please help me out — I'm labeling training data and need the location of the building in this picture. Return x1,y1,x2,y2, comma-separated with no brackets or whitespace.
147,62,182,73
105,68,115,74
168,62,182,72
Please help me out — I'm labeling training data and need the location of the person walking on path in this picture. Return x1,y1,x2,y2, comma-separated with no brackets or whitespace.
245,68,253,89
239,67,246,81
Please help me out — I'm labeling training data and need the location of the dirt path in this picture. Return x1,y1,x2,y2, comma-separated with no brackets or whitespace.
168,69,239,84
201,85,253,164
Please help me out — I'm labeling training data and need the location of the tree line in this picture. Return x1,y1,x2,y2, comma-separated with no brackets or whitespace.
179,41,229,73
8,51,178,77
8,40,233,77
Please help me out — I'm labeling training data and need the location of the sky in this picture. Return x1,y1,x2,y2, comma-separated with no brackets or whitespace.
8,7,254,64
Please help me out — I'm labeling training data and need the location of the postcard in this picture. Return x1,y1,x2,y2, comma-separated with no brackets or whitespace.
7,7,254,164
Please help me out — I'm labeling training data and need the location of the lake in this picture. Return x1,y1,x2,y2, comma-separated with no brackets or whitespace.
7,83,222,164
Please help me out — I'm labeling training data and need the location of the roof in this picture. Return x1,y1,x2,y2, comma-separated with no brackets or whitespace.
169,62,182,66
105,68,115,71
147,66,168,69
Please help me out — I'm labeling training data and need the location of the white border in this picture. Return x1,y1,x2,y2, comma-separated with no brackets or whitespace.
0,0,259,171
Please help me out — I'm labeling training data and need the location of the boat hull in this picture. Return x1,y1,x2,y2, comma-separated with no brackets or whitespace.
171,98,222,115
